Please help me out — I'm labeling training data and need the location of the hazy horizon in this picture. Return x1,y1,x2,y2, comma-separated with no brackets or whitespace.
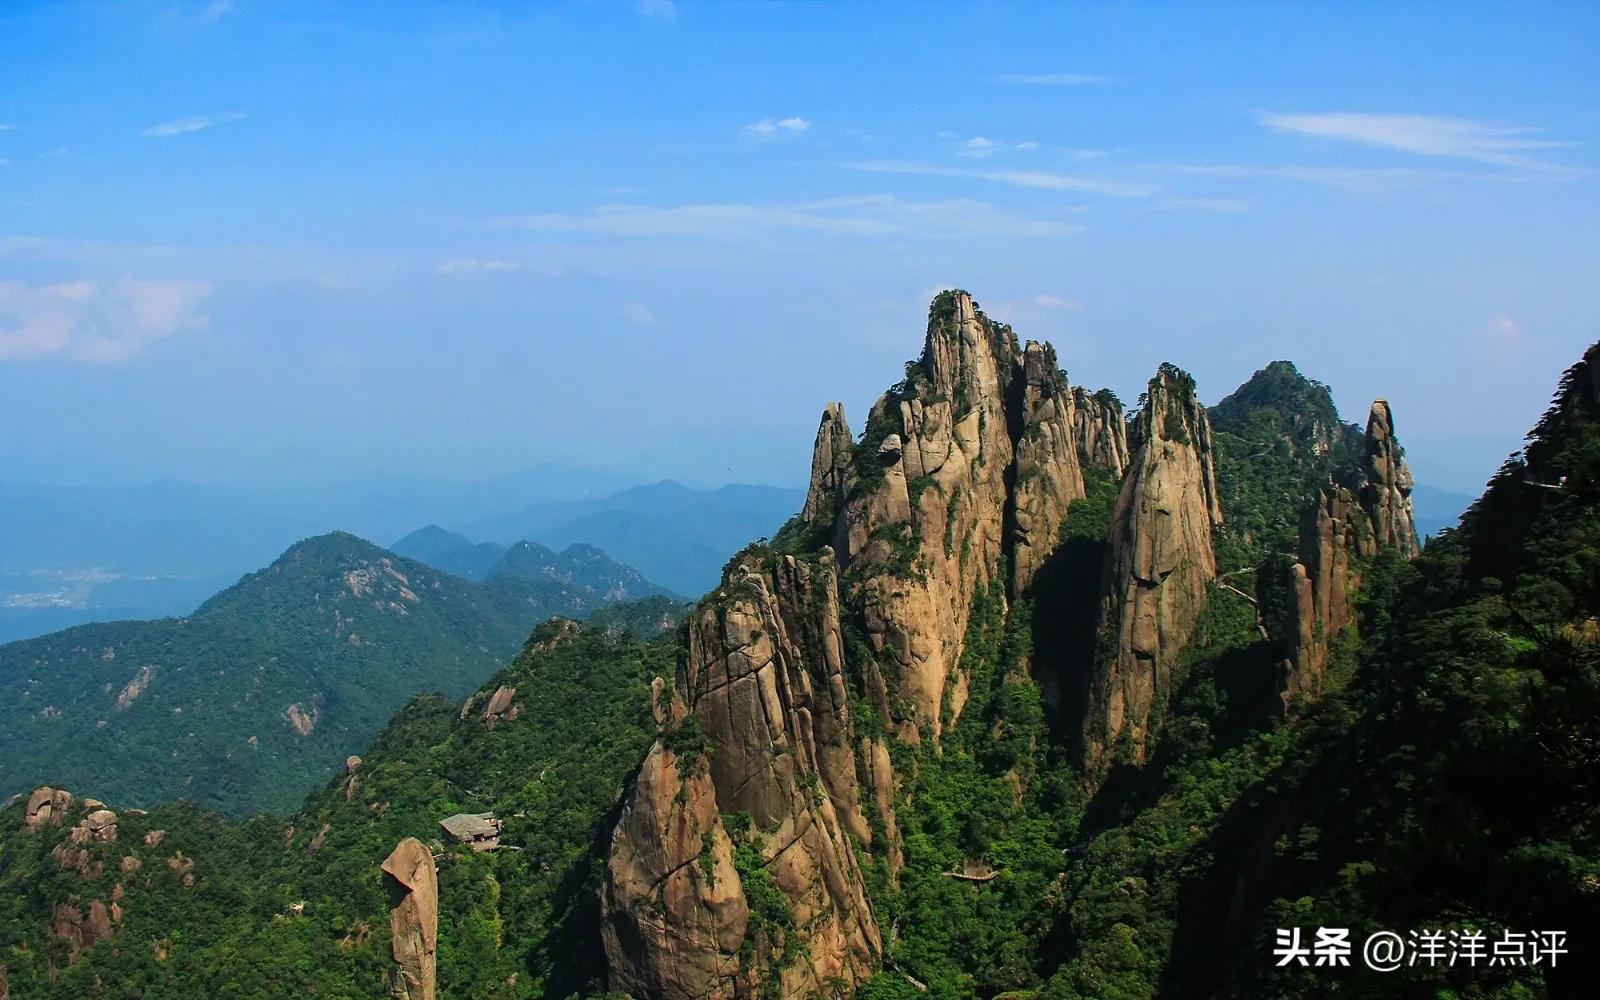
4,1,1598,497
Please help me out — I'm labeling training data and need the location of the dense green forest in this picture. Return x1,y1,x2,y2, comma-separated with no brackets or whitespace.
2,350,1595,998
0,619,670,998
0,532,669,816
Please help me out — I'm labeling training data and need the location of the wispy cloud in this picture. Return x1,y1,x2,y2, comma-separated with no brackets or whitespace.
492,194,1081,239
621,301,657,328
639,0,677,20
0,124,14,132
846,159,1158,198
1258,112,1576,172
1156,162,1499,194
198,0,234,24
140,112,246,138
745,116,811,140
435,258,521,276
1162,196,1252,213
0,277,211,363
1033,294,1083,310
948,135,1041,159
997,73,1108,86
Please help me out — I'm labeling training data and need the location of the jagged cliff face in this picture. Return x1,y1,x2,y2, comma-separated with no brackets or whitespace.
1012,342,1088,597
842,291,1085,740
602,552,881,998
1084,365,1222,771
1276,400,1421,707
801,403,853,530
603,290,1091,996
1071,386,1129,478
1363,400,1420,558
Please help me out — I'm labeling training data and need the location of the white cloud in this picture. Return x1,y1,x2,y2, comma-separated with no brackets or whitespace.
745,116,811,140
639,0,677,19
199,0,234,23
435,258,522,275
0,277,211,362
1471,315,1524,354
493,194,1081,239
848,159,1158,198
1258,112,1575,172
997,73,1108,86
621,301,657,328
949,135,1041,159
140,112,246,138
1033,294,1083,310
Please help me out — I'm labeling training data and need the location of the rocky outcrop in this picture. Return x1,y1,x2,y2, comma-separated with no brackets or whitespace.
1012,342,1087,598
1072,386,1129,478
382,837,438,1000
1276,400,1421,707
1276,487,1372,707
1085,364,1222,771
602,739,749,999
24,787,72,832
801,402,853,529
51,899,118,960
842,291,1084,739
481,685,518,729
603,551,880,997
1363,401,1420,558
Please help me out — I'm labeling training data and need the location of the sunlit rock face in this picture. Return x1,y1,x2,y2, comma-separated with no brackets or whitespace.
1084,364,1222,773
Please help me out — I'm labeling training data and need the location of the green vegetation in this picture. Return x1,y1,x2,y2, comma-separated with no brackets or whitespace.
4,347,1598,999
0,619,667,998
0,532,657,816
1209,360,1365,573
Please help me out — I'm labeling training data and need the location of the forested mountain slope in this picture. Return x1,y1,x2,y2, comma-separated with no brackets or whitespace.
0,532,645,816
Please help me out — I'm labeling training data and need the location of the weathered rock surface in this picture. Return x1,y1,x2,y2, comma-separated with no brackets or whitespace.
602,741,749,1000
1072,386,1130,478
604,551,880,997
1012,341,1087,598
382,837,438,1000
1085,364,1222,771
24,787,72,832
481,684,518,729
843,291,1083,739
801,402,853,528
1363,401,1420,558
1276,400,1422,707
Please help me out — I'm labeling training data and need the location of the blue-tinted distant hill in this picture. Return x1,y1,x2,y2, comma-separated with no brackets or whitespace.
1412,482,1475,540
393,526,680,601
0,467,783,640
459,480,803,596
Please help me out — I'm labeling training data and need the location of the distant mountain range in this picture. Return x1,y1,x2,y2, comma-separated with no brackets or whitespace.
0,470,800,642
0,531,680,817
391,525,680,602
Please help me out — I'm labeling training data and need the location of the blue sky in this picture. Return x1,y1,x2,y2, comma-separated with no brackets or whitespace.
2,1,1597,495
